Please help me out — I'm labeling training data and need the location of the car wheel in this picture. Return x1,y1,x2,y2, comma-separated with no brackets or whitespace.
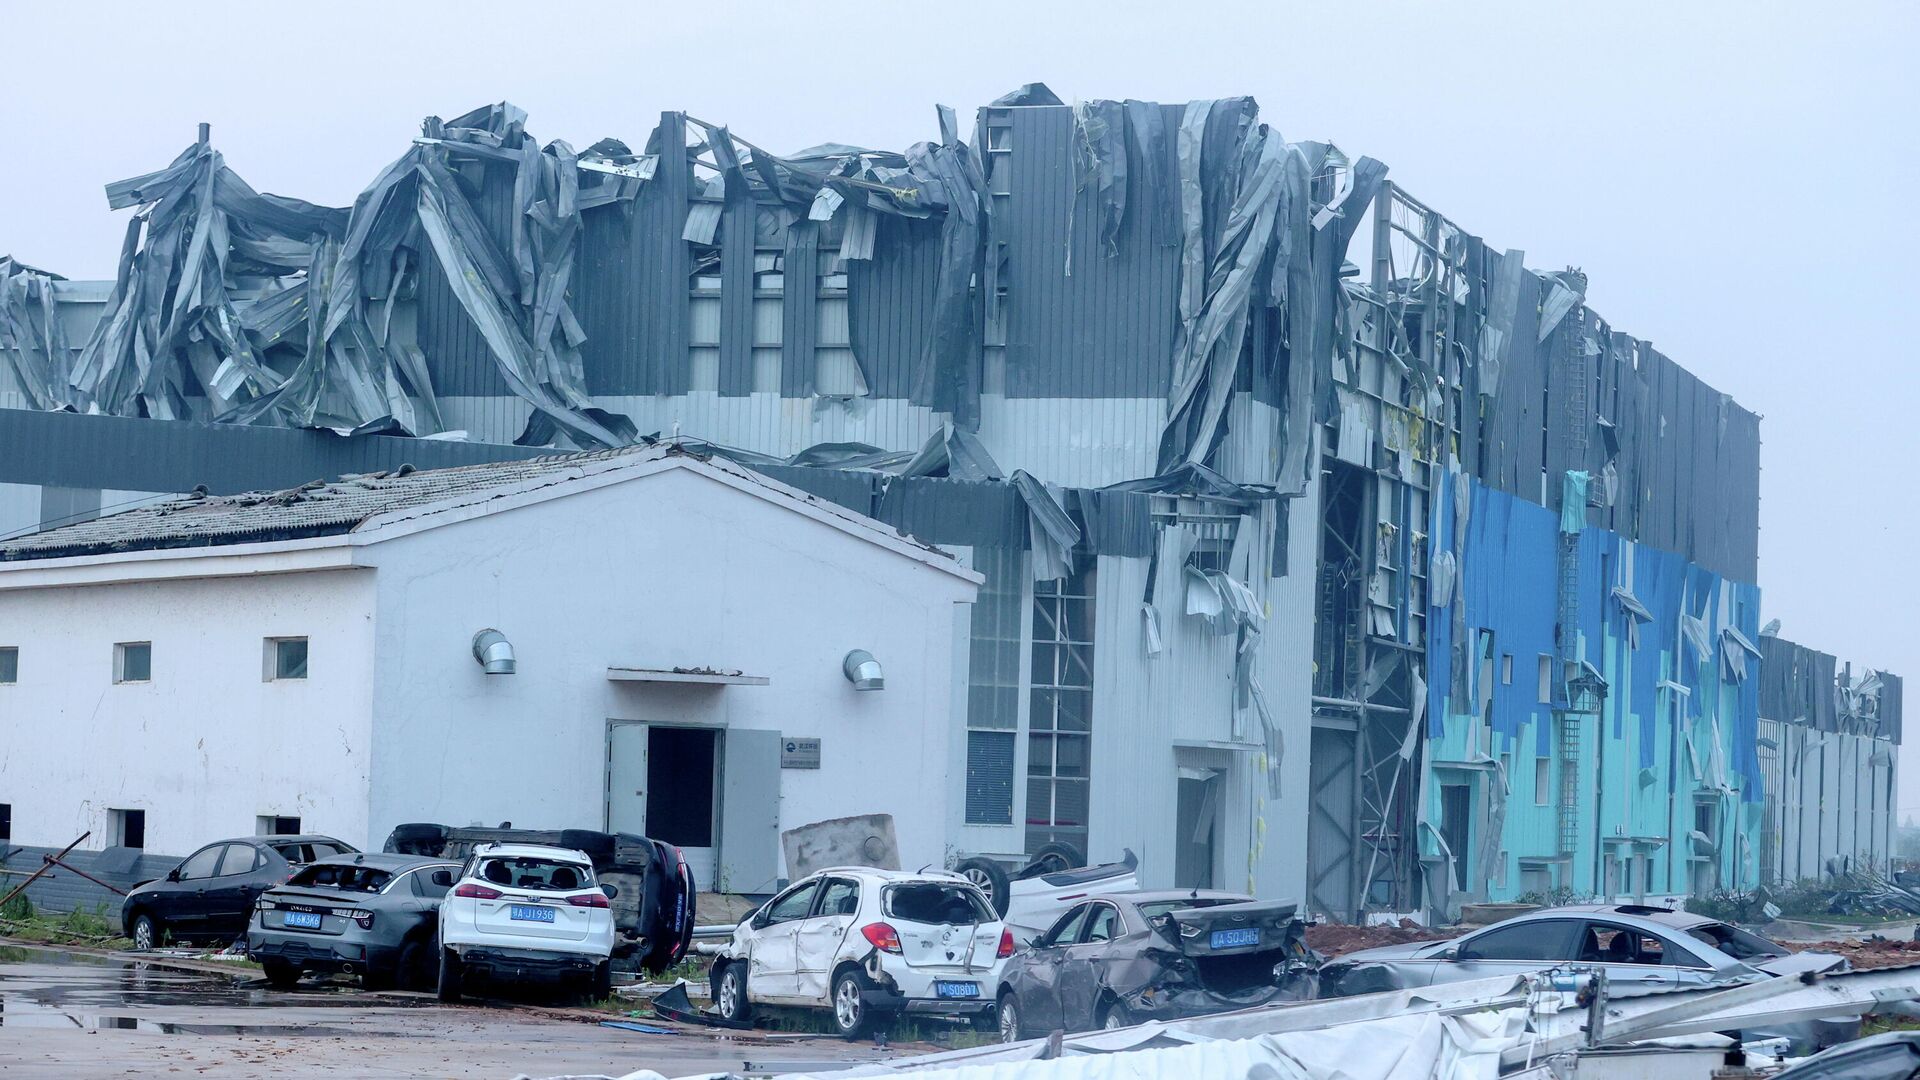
129,913,159,952
997,992,1022,1043
589,961,612,1001
396,938,433,992
954,857,1011,917
1028,842,1083,875
437,946,464,1003
831,968,878,1040
714,962,751,1023
1100,1000,1133,1030
262,960,301,990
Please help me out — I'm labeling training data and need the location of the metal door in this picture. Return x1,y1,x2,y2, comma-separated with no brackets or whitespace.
606,722,648,837
1307,728,1357,920
717,728,782,894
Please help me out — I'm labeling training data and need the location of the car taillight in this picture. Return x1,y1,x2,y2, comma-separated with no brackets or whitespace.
861,922,902,954
568,892,609,909
350,910,375,930
454,883,502,900
997,928,1015,959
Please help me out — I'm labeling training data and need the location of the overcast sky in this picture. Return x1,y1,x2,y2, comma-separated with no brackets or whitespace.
6,1,1917,810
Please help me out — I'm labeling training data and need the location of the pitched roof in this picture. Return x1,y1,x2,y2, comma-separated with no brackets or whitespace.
0,442,954,568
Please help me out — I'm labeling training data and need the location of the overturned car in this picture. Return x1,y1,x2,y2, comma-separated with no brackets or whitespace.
383,823,693,974
992,890,1318,1041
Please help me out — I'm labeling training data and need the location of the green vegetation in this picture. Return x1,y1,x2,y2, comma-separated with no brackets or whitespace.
0,901,133,948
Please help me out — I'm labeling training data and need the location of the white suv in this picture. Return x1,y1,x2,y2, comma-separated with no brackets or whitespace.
436,843,615,1001
711,867,1010,1039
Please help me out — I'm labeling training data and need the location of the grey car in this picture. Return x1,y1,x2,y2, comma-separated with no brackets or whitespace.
993,890,1318,1042
247,853,460,990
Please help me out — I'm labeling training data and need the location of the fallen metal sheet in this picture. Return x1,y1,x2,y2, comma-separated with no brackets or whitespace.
648,980,752,1030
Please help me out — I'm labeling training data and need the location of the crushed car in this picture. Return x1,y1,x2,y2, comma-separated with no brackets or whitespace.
992,890,1317,1041
247,853,459,990
123,834,358,950
1318,903,1854,1050
711,867,1010,1039
435,842,617,1001
384,822,692,974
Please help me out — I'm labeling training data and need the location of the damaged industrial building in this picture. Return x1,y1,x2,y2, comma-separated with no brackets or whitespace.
0,85,1900,922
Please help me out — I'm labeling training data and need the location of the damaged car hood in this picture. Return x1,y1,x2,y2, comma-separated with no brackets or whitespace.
1755,951,1847,977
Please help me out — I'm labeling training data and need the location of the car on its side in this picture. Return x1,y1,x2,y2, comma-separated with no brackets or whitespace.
993,890,1318,1042
435,843,617,1002
247,853,459,990
122,834,358,950
710,867,1009,1039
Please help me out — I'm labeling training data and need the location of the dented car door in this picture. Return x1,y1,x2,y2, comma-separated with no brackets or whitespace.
1018,904,1091,1034
794,877,860,1000
1055,901,1120,1030
748,880,820,1001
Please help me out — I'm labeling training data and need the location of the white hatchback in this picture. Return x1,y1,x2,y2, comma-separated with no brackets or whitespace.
435,842,616,1001
711,867,1010,1038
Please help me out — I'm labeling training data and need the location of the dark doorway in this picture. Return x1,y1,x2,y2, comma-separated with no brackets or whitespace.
1439,784,1471,892
646,727,718,848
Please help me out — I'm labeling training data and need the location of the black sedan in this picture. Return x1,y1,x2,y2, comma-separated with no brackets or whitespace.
122,835,357,949
992,890,1319,1042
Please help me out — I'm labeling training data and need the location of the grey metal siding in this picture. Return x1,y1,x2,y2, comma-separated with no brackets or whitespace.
781,221,820,397
718,192,756,397
414,159,518,397
846,215,942,399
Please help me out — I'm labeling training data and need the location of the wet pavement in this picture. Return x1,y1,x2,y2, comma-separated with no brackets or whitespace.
0,945,897,1078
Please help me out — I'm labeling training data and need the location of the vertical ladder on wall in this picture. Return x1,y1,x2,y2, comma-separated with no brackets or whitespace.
1553,302,1591,859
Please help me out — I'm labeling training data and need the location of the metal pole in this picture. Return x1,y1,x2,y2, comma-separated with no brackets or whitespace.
0,832,90,912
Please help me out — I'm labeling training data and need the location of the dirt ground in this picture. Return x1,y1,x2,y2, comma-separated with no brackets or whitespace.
1786,937,1920,970
1305,920,1453,958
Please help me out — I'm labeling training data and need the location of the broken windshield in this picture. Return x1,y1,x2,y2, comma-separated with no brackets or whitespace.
884,883,993,925
287,864,392,893
1684,921,1788,960
477,857,594,893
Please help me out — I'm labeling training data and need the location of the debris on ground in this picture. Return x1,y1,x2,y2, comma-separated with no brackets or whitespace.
1785,937,1920,970
1305,919,1453,958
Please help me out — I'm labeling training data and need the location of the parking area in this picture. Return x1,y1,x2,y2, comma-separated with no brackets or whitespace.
0,944,903,1079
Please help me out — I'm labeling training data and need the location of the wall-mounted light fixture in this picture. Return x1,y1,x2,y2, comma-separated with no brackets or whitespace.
843,650,884,691
472,629,516,675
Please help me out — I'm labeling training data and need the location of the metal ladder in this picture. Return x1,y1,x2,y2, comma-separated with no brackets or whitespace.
1553,302,1591,859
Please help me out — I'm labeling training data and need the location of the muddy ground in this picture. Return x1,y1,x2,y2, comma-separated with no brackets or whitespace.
0,943,906,1079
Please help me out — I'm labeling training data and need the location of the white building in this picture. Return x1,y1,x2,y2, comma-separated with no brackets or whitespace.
0,446,978,893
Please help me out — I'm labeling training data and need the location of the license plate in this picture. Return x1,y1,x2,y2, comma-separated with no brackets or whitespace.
1209,928,1261,949
510,905,556,923
283,911,323,930
934,981,979,999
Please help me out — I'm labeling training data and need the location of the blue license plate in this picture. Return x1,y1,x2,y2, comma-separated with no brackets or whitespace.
1209,928,1261,949
510,905,555,923
934,981,980,999
283,911,323,930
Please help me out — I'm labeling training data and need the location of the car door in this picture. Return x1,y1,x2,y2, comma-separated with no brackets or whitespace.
1019,904,1091,1035
162,844,229,929
1445,918,1587,983
202,844,267,936
1056,901,1119,1031
794,878,861,1003
747,881,820,1002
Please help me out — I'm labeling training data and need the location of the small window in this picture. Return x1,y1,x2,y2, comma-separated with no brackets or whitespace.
1501,654,1513,685
1537,655,1554,703
109,808,145,849
114,642,151,684
0,646,17,684
265,637,308,681
257,815,301,836
1535,758,1552,807
0,803,11,843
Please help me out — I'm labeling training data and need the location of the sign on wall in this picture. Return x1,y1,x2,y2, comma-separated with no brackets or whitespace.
781,737,822,769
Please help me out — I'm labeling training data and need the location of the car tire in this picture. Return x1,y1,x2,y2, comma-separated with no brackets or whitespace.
589,961,612,1001
128,912,159,952
831,968,880,1041
955,857,1011,918
262,960,301,990
437,946,464,1003
713,961,751,1024
396,938,434,992
1099,1000,1133,1030
1028,842,1084,876
996,991,1023,1043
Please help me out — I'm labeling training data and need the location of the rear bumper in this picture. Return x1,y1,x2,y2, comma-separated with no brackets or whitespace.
859,988,995,1018
453,945,605,984
248,933,397,974
862,959,997,1017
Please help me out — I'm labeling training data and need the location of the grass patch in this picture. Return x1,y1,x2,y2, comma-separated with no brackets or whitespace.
0,902,133,949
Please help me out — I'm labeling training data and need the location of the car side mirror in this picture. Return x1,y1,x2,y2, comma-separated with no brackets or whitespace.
601,883,619,900
430,870,453,888
166,869,181,883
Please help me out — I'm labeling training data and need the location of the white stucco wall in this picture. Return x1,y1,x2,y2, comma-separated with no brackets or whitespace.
0,568,377,855
359,463,976,881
